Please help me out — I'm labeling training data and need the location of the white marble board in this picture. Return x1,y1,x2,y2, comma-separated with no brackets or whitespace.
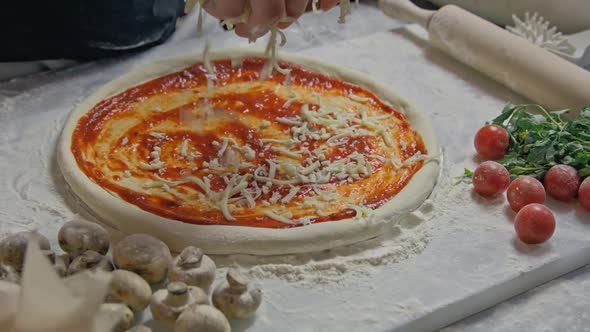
1,17,590,332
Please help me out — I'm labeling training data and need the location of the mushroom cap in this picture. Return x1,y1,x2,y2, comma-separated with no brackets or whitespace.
175,305,231,332
178,246,204,267
168,281,188,296
58,219,110,255
99,303,135,332
67,250,114,275
169,248,216,290
227,268,249,291
108,270,152,312
113,234,172,284
189,285,209,305
150,282,208,326
0,232,50,272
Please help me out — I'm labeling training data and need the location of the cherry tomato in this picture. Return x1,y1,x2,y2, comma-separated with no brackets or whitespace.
543,165,580,201
474,125,510,160
579,177,590,211
514,203,555,244
473,161,510,197
507,176,546,212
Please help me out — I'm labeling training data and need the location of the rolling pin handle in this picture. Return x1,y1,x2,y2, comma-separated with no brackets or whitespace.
378,0,435,29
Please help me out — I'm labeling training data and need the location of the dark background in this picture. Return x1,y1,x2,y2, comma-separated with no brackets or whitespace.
0,0,185,61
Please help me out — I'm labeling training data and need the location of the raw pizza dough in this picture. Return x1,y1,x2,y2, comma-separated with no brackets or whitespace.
58,49,439,255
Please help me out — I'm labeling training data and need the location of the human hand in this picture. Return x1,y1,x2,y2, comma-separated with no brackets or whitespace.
203,0,340,39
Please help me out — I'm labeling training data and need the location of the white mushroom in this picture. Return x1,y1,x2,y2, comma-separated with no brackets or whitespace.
58,219,110,256
106,269,152,312
67,250,114,275
213,269,262,320
0,232,51,273
126,326,152,332
175,305,231,332
150,281,208,326
0,264,20,283
168,246,216,290
113,234,172,284
99,303,135,332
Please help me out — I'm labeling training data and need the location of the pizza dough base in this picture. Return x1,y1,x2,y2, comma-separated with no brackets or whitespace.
58,49,440,255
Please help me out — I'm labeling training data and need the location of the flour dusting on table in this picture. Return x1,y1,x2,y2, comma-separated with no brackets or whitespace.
214,224,431,286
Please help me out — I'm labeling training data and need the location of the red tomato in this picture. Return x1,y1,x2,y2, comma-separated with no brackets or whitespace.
543,165,580,201
474,125,510,160
473,161,510,197
514,203,555,244
507,176,546,212
579,177,590,211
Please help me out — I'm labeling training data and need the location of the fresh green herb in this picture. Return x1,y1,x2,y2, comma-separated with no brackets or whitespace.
464,168,474,177
490,103,590,180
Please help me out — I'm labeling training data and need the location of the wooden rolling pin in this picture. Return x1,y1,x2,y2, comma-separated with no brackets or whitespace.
379,0,590,110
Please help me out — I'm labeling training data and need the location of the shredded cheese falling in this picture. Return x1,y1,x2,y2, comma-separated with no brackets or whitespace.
312,0,319,14
132,3,425,225
195,0,208,36
260,26,291,81
339,0,352,24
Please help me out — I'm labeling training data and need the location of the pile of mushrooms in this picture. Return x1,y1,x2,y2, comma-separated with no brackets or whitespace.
0,217,263,332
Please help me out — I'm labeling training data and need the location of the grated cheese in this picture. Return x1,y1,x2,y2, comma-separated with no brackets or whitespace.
311,0,319,14
271,147,301,159
348,204,372,219
263,210,294,224
180,139,189,157
202,40,215,76
242,145,256,160
281,186,300,204
149,132,167,139
282,89,298,108
338,0,352,24
140,145,165,170
390,152,439,170
196,0,207,36
348,93,371,103
260,26,291,81
139,161,165,170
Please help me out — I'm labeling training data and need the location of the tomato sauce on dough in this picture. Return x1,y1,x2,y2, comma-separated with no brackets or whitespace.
71,58,427,228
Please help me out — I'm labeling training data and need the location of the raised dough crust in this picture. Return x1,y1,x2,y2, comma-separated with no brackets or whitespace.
58,49,439,255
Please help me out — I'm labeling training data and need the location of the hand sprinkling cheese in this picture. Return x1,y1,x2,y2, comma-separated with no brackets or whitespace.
201,1,340,40
106,0,430,228
200,0,346,79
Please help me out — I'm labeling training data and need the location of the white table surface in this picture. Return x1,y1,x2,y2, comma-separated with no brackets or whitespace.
1,2,589,331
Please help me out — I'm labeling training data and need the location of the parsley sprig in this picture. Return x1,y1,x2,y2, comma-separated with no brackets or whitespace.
469,104,590,180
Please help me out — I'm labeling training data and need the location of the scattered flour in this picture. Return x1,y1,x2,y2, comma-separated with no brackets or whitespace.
213,224,431,286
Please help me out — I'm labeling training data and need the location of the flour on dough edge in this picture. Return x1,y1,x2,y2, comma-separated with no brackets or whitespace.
57,49,440,255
